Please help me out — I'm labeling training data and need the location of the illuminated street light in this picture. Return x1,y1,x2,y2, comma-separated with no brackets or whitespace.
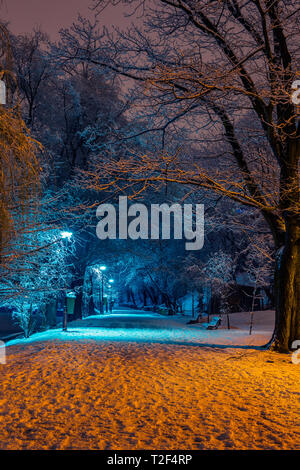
60,231,73,331
61,231,73,240
99,266,107,314
109,279,114,283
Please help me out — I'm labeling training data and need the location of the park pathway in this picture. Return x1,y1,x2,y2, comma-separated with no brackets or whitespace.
0,308,298,450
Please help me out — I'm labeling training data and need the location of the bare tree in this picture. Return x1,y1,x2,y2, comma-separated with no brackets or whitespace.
1,227,75,337
65,0,299,352
0,23,42,267
12,30,53,127
243,233,274,334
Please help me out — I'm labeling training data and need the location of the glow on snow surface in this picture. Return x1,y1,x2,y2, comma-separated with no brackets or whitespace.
4,310,275,348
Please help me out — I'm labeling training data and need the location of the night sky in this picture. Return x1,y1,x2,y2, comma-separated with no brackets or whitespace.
1,0,128,39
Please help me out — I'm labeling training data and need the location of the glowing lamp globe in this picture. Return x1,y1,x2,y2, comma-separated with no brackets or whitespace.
61,231,73,240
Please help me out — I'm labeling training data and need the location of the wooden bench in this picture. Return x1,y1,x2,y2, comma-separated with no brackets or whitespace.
206,317,222,330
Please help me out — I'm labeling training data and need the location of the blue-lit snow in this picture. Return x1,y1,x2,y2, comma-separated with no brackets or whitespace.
3,309,275,348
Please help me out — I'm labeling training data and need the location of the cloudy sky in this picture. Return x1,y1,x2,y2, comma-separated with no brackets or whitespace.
1,0,128,39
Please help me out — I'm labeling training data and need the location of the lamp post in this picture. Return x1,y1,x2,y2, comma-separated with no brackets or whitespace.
99,266,106,314
61,231,73,331
108,279,114,313
108,279,114,301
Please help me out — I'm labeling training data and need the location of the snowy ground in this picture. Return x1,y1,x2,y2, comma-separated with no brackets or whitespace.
0,309,299,450
3,309,276,348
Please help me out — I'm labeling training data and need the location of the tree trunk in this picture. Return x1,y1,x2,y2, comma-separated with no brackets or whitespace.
271,217,300,352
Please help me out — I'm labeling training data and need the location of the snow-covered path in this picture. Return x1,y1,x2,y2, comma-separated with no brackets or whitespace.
4,308,276,348
0,309,299,450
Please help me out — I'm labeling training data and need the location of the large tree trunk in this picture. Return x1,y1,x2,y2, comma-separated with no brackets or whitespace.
272,217,300,352
268,133,300,353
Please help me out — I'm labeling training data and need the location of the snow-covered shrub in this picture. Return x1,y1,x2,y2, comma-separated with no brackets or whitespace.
12,303,37,339
0,226,75,338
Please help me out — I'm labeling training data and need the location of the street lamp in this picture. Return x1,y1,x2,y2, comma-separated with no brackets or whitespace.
108,279,115,312
61,231,73,331
99,265,107,314
61,231,73,240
